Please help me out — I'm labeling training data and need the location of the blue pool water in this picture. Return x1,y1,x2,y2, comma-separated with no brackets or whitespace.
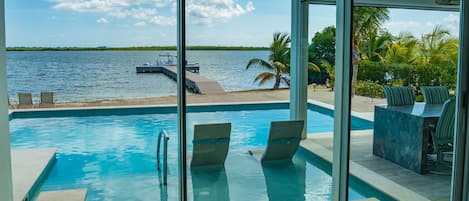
10,104,375,201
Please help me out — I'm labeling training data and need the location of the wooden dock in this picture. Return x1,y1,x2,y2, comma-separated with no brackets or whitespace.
136,64,200,73
136,66,224,94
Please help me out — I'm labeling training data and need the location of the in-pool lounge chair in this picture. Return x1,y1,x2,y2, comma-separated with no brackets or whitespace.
190,123,232,167
421,86,450,104
383,86,415,106
18,92,33,107
429,99,456,174
250,120,305,163
40,92,54,105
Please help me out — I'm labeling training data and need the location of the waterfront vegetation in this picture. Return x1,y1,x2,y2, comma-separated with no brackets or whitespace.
245,32,292,89
308,7,458,100
245,18,457,94
245,32,321,89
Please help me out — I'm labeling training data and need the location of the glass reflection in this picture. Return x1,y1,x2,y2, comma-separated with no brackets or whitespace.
262,161,306,201
191,167,230,201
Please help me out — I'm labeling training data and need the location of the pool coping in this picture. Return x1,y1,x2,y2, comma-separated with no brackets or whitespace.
8,100,374,125
9,100,289,112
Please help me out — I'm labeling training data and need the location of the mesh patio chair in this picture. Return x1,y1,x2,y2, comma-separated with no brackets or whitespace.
40,92,54,105
429,99,456,174
421,86,450,104
383,86,415,106
18,92,33,106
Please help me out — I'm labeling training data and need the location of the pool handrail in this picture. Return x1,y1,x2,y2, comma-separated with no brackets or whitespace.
157,129,170,185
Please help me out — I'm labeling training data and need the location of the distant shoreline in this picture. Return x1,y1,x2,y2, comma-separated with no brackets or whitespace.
6,46,269,51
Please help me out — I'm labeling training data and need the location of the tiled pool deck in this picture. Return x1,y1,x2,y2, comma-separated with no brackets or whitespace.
300,130,451,201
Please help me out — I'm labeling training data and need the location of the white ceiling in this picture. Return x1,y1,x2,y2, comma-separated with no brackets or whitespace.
305,0,459,11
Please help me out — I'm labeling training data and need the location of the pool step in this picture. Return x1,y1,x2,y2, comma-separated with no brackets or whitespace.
37,189,87,201
12,149,56,201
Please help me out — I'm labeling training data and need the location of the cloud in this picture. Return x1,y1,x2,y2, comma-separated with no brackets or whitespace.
149,16,176,25
444,14,459,24
443,14,460,36
384,13,461,38
96,17,109,23
187,0,255,24
49,0,254,26
134,21,147,26
384,20,435,37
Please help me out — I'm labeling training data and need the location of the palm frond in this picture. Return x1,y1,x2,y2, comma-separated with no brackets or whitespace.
246,58,273,71
254,72,276,86
308,62,321,72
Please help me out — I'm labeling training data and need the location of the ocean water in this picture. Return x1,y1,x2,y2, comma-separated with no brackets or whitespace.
7,50,280,103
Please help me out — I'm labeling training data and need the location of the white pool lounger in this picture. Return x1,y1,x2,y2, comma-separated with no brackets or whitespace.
250,120,305,163
190,123,232,167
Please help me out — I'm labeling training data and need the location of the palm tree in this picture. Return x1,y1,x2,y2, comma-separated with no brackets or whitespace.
415,26,458,67
320,60,335,91
384,32,419,64
352,7,390,95
246,32,291,89
360,31,392,62
246,32,322,89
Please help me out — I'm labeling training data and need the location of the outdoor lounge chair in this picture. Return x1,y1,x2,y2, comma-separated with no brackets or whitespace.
40,92,54,105
18,92,33,106
421,86,450,104
250,120,304,163
429,99,456,174
383,86,415,106
7,96,14,109
190,123,231,167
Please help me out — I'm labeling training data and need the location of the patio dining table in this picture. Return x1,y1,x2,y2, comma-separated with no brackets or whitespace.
373,103,443,174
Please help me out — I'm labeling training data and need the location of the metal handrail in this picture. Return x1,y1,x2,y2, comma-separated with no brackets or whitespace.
157,129,170,185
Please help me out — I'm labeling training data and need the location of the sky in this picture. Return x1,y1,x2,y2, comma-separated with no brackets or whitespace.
5,0,461,47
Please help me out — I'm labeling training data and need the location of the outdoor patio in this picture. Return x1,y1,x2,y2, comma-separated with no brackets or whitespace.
301,130,451,201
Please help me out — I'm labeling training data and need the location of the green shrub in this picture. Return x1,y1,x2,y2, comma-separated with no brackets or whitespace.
356,80,384,98
357,61,388,84
389,63,416,86
357,61,457,91
415,94,424,102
